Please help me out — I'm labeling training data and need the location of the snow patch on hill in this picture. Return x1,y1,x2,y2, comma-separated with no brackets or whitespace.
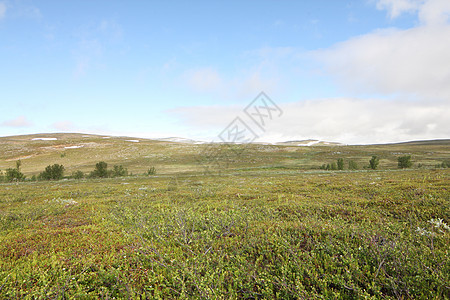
32,138,57,141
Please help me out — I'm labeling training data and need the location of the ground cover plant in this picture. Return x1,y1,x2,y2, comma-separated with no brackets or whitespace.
0,167,449,299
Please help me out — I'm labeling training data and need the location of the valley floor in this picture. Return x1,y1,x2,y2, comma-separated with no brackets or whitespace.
0,169,449,299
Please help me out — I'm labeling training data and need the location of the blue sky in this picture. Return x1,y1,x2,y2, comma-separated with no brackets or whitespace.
1,0,449,144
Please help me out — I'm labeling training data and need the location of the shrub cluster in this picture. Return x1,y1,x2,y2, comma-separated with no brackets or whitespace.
435,160,450,168
1,161,136,182
320,158,358,170
398,155,412,169
38,164,65,181
88,161,130,178
1,160,26,182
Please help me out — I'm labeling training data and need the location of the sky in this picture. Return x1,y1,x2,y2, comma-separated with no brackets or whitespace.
0,0,449,144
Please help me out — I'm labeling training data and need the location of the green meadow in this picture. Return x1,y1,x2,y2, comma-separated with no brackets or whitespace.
0,134,449,299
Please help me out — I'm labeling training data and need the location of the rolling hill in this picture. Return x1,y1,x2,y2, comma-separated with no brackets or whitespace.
1,133,449,177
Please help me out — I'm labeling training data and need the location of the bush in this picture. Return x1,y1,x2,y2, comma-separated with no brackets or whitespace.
146,167,156,175
5,161,25,182
398,155,412,169
321,161,344,171
90,161,109,178
369,156,380,170
112,165,128,177
72,170,84,179
437,160,450,168
348,160,358,170
337,158,344,170
39,164,65,181
5,168,25,182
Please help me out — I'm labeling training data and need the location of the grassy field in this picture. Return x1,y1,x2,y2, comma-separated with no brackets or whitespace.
0,134,449,299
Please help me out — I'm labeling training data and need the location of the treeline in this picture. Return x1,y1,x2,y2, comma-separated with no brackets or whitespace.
0,160,157,183
320,155,450,171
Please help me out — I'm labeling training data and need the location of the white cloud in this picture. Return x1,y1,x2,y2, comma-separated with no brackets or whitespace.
376,0,450,25
170,98,450,144
3,2,41,20
314,0,450,101
288,0,450,143
0,2,6,20
376,0,423,19
1,116,32,127
169,1,450,144
419,0,450,25
314,25,450,99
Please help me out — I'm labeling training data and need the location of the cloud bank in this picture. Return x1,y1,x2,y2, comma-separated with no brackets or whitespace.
171,98,449,144
314,25,450,100
172,0,450,144
314,0,450,101
1,116,32,128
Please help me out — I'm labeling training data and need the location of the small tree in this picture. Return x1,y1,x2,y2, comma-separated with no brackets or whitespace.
0,170,4,182
330,162,337,170
112,165,128,177
348,160,358,170
6,168,25,182
398,155,412,169
72,170,84,179
91,161,108,178
369,156,379,170
337,158,344,170
39,164,65,180
5,160,25,182
438,160,450,168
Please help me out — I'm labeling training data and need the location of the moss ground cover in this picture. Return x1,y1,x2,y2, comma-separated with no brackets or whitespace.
0,169,448,299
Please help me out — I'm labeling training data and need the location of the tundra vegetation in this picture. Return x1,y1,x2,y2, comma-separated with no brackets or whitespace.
398,155,413,169
0,134,449,298
38,164,65,181
369,156,380,170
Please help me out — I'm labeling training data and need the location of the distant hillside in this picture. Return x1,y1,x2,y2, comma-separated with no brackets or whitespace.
274,139,343,146
0,133,449,177
387,139,450,146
